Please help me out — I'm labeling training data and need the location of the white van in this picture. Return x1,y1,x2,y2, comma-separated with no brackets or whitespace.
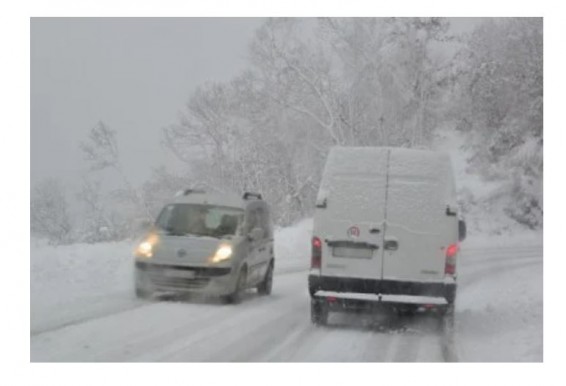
308,147,466,325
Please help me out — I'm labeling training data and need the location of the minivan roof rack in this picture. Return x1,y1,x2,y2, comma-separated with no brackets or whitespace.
243,192,262,200
175,188,206,197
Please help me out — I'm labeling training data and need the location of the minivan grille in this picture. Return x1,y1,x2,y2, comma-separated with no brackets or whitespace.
148,274,210,290
136,262,231,290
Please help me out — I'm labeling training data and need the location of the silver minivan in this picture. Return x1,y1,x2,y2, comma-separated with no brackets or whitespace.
134,190,274,303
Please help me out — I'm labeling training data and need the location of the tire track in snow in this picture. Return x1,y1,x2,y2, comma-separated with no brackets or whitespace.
133,273,310,361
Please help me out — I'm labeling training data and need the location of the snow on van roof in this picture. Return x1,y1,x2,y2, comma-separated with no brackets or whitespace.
317,147,457,226
323,146,452,179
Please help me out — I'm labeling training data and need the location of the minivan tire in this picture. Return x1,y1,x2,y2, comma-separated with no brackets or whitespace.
135,286,152,300
257,261,274,296
311,299,329,326
224,267,247,304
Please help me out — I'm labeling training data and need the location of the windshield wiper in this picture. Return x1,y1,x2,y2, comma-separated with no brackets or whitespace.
161,226,188,236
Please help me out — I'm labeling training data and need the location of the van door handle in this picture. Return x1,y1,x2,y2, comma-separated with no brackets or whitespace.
369,228,380,234
384,240,398,251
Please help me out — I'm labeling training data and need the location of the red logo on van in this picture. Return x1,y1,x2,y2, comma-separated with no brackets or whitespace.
347,226,360,238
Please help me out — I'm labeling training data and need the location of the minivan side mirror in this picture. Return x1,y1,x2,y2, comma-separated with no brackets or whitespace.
458,219,467,242
249,227,264,241
138,219,153,232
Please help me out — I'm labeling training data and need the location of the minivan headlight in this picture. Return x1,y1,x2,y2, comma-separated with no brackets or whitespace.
134,234,159,258
211,244,233,263
135,241,153,258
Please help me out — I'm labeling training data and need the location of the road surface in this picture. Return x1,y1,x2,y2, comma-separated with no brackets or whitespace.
30,243,542,362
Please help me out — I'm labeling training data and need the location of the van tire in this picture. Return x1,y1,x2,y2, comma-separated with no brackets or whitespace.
224,267,247,304
439,303,455,331
308,275,320,297
311,299,328,326
257,261,274,296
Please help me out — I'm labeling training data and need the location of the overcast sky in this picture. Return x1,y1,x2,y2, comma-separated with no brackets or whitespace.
31,17,479,191
31,17,265,189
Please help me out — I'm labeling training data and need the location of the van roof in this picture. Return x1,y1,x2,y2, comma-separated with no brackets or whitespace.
324,146,451,178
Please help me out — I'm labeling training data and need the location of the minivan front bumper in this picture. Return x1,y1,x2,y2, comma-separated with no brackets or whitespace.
135,261,236,296
308,274,457,306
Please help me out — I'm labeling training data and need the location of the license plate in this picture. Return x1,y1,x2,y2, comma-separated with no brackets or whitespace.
332,246,373,259
163,269,195,278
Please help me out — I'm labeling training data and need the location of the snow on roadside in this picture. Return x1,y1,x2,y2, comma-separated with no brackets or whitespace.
273,218,312,273
30,241,135,332
456,242,543,362
455,222,542,362
463,231,542,249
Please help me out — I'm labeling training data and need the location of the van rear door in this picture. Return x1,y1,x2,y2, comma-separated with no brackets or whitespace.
381,149,457,283
314,148,388,280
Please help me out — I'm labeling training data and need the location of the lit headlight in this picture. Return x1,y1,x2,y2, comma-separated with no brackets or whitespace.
211,245,233,263
134,234,158,258
136,241,153,258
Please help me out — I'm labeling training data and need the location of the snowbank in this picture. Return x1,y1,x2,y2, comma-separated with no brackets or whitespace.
273,218,312,273
30,241,135,333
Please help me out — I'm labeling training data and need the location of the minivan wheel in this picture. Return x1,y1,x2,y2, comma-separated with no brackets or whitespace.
311,299,329,326
224,268,247,304
257,261,274,296
135,286,152,300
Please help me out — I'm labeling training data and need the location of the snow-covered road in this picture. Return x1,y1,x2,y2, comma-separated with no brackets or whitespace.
30,221,542,362
31,267,453,362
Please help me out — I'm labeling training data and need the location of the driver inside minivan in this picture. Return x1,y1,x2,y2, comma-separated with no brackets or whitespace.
156,204,242,238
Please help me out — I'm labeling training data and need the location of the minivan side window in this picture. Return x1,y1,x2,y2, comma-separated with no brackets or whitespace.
244,208,257,235
255,207,267,240
245,207,266,239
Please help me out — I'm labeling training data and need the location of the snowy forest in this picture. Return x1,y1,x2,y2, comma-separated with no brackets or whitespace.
30,17,543,245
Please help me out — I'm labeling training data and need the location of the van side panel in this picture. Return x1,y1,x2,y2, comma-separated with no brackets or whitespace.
382,149,458,283
313,148,388,280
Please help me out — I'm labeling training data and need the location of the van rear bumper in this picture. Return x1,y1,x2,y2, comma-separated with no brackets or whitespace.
308,274,457,304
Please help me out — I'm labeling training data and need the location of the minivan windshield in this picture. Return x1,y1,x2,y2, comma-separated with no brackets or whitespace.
155,204,244,238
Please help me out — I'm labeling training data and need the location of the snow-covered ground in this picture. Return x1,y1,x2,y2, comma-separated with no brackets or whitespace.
30,219,542,362
456,233,542,361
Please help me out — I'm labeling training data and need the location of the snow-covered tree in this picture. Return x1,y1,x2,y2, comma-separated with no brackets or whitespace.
30,178,72,244
75,178,123,243
163,18,457,225
454,18,543,228
80,121,153,221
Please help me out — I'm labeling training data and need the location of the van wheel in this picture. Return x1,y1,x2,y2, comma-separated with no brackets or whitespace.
311,299,328,326
257,261,274,296
224,267,247,304
439,304,455,332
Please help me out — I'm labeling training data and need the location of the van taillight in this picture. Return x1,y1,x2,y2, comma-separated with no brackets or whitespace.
311,236,322,268
445,243,459,275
